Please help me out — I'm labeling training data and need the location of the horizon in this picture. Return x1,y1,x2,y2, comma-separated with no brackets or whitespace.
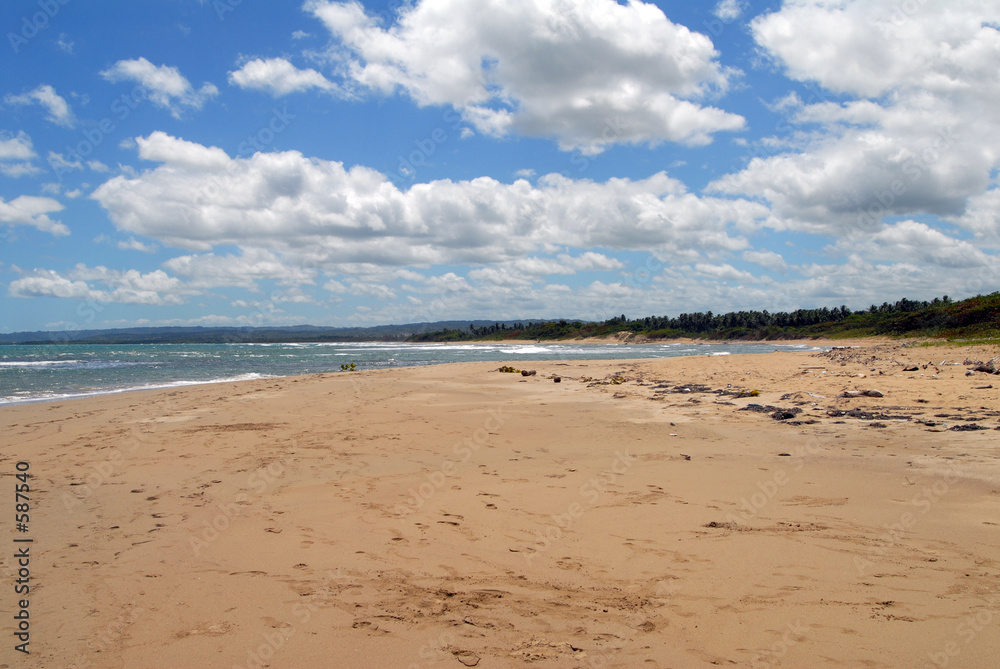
2,0,999,333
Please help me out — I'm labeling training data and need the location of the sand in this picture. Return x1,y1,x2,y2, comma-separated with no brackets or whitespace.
1,342,999,668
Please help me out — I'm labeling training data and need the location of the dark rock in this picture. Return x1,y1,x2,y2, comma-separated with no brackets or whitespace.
521,369,536,376
949,424,989,431
553,376,561,383
903,366,919,372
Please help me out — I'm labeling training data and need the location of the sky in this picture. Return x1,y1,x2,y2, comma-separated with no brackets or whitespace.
1,0,999,333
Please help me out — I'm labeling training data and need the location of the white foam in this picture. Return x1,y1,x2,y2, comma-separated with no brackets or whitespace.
0,372,275,406
507,345,559,354
0,359,82,367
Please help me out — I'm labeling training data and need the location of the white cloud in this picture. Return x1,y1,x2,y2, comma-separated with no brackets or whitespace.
65,264,188,305
8,270,106,301
87,160,111,172
100,57,219,118
10,264,194,306
117,237,159,253
0,131,37,161
714,0,746,21
711,0,1000,236
0,162,43,178
346,281,396,299
836,219,993,269
4,84,76,127
307,0,744,153
92,133,765,264
46,150,83,174
742,249,788,273
164,248,318,288
136,131,230,170
752,0,997,98
694,262,756,282
0,195,69,235
56,33,74,54
0,131,41,177
949,185,1000,248
228,57,338,96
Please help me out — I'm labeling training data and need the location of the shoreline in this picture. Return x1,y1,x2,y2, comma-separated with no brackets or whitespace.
0,340,834,408
3,343,998,667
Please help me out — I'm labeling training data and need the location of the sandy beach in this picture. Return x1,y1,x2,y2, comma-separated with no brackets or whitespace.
2,342,999,668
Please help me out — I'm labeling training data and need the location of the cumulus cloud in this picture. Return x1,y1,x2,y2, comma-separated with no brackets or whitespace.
4,84,76,127
136,131,230,170
306,0,744,153
0,131,42,177
8,270,106,301
752,0,997,98
100,57,218,118
0,195,69,235
9,265,190,305
92,133,766,266
714,0,746,21
164,248,318,288
742,249,788,273
712,0,1000,236
228,57,339,96
949,185,1000,249
0,132,37,161
834,219,993,269
117,237,159,253
694,262,757,283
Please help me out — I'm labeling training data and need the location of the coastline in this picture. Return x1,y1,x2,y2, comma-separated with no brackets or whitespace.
2,343,998,667
0,339,830,407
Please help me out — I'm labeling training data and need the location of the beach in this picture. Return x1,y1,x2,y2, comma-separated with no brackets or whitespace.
2,342,999,668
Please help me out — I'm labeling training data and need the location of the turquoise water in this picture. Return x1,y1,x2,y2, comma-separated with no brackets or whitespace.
0,341,823,405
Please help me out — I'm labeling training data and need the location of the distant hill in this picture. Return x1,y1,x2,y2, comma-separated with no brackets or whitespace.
0,320,547,345
2,293,997,345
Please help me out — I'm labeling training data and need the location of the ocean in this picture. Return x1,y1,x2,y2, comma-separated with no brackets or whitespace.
0,341,824,406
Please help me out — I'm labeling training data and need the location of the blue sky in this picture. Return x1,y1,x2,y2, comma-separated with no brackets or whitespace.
1,0,998,333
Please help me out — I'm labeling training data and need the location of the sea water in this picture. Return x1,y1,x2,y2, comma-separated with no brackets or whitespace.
0,341,823,405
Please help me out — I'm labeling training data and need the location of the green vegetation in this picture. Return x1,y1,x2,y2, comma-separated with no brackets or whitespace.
340,363,357,371
4,293,996,346
409,293,1000,343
